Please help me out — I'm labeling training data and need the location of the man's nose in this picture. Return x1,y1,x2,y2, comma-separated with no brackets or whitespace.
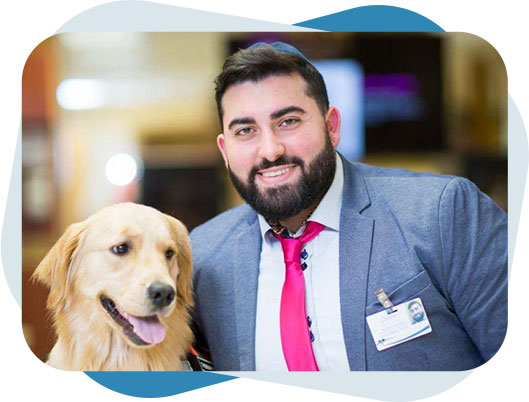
257,130,285,162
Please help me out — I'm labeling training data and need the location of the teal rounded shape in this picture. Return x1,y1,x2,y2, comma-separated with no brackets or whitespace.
84,372,235,397
295,5,444,31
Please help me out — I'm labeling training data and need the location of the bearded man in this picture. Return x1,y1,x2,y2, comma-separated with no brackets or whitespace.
189,42,507,371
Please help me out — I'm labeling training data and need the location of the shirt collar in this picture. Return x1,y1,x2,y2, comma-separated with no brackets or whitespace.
258,153,344,241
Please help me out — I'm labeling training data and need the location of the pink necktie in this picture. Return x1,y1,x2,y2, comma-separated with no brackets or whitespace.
273,221,325,371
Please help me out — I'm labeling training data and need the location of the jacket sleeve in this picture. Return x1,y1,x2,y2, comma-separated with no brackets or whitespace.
189,229,212,363
438,177,508,362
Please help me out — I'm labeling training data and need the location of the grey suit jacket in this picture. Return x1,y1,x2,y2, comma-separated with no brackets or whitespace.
190,156,507,371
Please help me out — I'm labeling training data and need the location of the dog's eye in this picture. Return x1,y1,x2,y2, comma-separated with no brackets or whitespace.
165,249,175,259
111,243,129,255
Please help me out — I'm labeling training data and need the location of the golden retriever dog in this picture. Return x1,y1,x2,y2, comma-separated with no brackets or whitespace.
32,203,194,370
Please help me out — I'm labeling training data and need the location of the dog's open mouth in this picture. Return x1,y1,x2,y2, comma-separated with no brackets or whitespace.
100,295,166,346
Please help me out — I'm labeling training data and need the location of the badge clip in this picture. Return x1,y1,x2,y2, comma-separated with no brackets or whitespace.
375,288,394,309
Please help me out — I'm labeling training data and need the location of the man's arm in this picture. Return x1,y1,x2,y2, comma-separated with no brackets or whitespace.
189,228,213,369
438,177,508,362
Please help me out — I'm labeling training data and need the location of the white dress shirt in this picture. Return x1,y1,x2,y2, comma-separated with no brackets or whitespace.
255,155,350,371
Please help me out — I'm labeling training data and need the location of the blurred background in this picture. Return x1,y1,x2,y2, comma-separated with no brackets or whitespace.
22,32,507,361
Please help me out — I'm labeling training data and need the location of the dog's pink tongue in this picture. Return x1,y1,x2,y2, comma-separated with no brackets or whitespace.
128,315,166,344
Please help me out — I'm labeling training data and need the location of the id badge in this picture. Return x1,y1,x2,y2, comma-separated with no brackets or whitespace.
366,297,432,351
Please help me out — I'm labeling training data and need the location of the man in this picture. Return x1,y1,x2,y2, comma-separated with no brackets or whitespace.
190,42,507,371
408,301,426,324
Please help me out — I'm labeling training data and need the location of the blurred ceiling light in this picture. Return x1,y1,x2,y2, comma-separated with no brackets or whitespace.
57,32,146,50
105,153,141,187
56,78,106,110
56,76,201,110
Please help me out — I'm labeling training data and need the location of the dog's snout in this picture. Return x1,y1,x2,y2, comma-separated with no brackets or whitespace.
147,282,175,308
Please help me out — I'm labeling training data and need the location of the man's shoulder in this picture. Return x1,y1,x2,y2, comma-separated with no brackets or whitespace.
343,159,499,213
345,160,507,230
191,202,252,238
348,161,460,198
350,160,455,182
190,203,254,261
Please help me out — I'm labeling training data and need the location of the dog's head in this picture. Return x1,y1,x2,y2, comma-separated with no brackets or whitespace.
32,203,193,348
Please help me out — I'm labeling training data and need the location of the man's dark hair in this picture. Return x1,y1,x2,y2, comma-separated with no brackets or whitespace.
214,44,329,128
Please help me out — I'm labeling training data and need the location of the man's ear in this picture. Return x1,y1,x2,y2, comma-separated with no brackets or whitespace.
325,106,341,148
217,133,229,169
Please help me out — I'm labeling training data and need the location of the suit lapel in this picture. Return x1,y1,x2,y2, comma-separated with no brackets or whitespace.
339,158,374,371
233,208,261,370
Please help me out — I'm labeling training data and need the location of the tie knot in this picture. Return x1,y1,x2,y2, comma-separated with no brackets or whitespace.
279,238,303,263
273,221,325,263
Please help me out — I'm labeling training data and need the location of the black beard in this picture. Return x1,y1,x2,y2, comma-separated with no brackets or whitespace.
228,138,337,222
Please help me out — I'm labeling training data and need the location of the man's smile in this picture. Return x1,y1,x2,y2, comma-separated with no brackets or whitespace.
256,164,299,186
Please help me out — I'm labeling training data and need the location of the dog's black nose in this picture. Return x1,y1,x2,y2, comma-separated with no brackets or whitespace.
147,282,175,308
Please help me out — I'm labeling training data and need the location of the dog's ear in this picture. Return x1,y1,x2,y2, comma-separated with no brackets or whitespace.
164,215,194,308
32,222,85,310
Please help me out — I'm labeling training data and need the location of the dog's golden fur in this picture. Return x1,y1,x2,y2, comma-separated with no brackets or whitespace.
32,203,194,370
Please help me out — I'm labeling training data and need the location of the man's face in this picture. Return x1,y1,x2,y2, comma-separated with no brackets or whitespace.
216,73,341,221
409,303,425,322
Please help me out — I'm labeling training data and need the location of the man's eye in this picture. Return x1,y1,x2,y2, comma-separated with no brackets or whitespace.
111,243,129,255
235,127,254,136
279,118,299,127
